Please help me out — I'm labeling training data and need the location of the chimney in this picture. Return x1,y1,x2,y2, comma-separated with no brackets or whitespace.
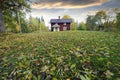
58,16,60,20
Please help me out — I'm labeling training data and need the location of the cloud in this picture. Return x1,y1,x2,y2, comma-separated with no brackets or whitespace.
29,0,120,27
31,0,110,9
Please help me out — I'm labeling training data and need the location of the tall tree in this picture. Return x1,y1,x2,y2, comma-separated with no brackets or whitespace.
86,15,96,30
94,10,107,25
29,16,39,32
116,13,120,31
0,0,30,32
4,11,20,32
78,22,86,30
62,15,71,19
41,16,44,22
62,15,77,30
40,16,49,31
113,8,120,31
28,16,48,32
71,21,77,30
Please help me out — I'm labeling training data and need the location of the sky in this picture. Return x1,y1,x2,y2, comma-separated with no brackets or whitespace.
29,0,120,26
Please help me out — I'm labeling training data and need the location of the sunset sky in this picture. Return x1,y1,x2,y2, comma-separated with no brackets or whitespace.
30,0,120,26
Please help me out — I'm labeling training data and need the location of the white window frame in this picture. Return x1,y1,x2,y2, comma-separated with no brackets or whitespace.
63,26,67,31
64,23,66,25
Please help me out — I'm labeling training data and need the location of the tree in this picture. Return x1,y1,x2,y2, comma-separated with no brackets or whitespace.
86,15,96,30
40,21,48,31
21,19,30,33
78,22,86,30
101,8,120,31
62,15,77,30
0,9,5,32
4,11,20,32
28,16,48,32
86,11,107,31
95,10,107,25
62,15,71,19
116,13,120,31
29,16,39,32
40,16,49,31
94,10,107,30
71,21,77,30
41,16,44,22
0,0,30,32
113,8,120,31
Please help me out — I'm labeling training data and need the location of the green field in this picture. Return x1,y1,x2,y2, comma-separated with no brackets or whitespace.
0,31,120,80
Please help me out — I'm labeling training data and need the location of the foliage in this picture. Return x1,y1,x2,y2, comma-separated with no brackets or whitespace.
28,16,48,32
62,15,71,19
116,13,120,31
86,9,120,31
0,31,120,80
0,0,30,32
28,16,39,32
78,22,86,30
40,21,49,31
62,15,77,30
86,10,107,31
71,22,77,31
21,20,30,33
95,10,107,25
86,15,96,30
3,10,30,33
103,20,116,32
4,11,20,32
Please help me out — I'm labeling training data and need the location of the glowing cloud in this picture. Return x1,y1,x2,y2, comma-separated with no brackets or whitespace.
31,0,110,9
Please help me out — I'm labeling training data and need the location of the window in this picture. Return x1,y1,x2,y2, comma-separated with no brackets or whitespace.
63,26,67,31
64,23,66,25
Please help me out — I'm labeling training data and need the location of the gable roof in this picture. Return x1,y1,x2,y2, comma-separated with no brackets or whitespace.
52,23,60,27
50,19,72,23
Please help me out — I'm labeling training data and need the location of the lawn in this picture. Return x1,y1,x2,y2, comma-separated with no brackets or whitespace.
0,31,120,80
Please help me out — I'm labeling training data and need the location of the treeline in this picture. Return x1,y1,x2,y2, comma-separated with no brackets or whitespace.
4,10,48,33
0,0,48,33
4,11,48,33
77,9,120,31
0,0,120,33
21,16,48,33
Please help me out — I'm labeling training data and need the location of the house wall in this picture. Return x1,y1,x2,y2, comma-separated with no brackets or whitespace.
51,23,55,31
51,23,71,31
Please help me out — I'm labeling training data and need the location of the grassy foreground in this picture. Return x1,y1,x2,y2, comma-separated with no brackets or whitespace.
0,31,120,80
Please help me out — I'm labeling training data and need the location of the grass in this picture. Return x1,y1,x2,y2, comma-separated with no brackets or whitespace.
0,31,120,80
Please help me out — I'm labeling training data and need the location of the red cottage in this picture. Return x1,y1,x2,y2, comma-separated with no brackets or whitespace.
50,16,72,32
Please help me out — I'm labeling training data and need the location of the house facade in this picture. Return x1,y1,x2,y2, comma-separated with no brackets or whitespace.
50,16,72,31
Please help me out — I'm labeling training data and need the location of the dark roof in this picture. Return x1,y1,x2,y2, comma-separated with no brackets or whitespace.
50,19,72,23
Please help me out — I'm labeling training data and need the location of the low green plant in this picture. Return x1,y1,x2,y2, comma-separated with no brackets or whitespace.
0,31,120,80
